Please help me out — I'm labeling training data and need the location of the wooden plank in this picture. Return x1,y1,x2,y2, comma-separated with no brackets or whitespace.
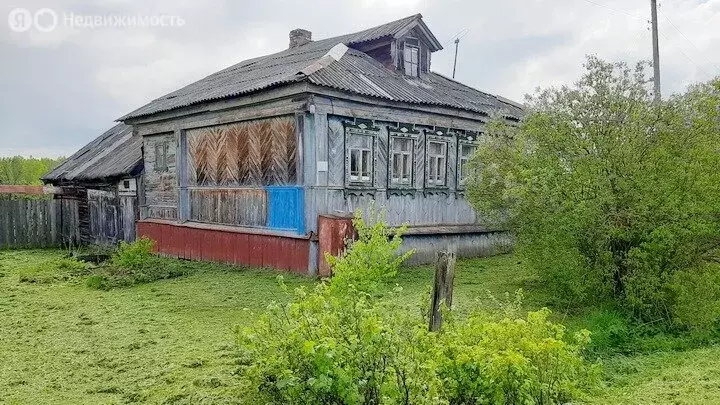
0,200,7,248
15,199,25,248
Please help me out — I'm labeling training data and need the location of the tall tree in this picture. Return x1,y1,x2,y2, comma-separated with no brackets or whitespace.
468,56,720,328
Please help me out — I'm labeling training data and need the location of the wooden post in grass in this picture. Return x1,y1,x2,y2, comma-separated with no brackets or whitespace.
429,250,456,332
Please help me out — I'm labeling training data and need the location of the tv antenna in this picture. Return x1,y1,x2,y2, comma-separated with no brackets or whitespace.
453,38,460,78
446,29,469,79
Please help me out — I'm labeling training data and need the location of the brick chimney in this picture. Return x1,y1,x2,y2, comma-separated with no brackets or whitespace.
289,29,312,48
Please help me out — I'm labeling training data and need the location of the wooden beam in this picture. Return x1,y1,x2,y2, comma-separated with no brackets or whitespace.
133,99,306,137
310,93,488,132
122,83,311,126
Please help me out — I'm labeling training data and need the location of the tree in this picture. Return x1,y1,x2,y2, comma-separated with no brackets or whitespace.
467,56,720,328
0,156,64,185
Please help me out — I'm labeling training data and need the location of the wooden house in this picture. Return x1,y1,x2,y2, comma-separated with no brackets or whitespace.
118,14,521,273
42,123,142,245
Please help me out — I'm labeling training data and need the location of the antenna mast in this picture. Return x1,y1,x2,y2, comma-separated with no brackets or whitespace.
452,38,460,79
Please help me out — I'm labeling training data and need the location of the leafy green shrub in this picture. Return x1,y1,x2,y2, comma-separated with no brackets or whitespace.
669,264,720,331
237,211,596,404
111,237,155,269
467,56,720,330
440,308,597,404
326,207,413,296
18,257,88,284
85,238,194,289
238,282,444,404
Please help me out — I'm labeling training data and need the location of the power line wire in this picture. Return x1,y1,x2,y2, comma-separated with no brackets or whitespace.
579,0,716,79
580,0,644,20
443,28,469,48
657,6,720,72
658,30,712,77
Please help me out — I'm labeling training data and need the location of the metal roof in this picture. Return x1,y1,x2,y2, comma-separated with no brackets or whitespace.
42,123,142,183
119,14,521,121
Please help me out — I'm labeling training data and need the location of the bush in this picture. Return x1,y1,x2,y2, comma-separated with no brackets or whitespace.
467,56,720,329
86,238,193,289
237,211,596,404
326,207,413,296
18,257,88,284
111,237,155,269
440,308,597,404
669,264,720,331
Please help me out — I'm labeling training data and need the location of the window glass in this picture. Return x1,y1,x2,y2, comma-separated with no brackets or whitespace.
390,137,413,185
349,147,372,183
459,144,477,185
403,44,419,77
427,141,447,186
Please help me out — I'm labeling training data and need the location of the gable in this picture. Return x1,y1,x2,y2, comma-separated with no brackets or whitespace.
349,20,440,75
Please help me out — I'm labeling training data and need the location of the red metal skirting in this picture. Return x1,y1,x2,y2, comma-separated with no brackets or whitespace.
137,221,310,274
317,214,356,277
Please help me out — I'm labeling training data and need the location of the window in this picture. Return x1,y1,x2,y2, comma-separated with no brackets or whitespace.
154,140,169,173
427,141,447,186
390,137,413,186
458,144,477,185
349,147,372,183
403,44,419,77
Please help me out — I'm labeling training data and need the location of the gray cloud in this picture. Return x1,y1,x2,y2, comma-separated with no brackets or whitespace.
1,0,718,157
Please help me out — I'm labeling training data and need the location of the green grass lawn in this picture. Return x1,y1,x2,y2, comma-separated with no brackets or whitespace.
1,249,719,404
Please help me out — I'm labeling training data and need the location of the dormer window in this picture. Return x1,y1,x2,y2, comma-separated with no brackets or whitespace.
403,40,420,77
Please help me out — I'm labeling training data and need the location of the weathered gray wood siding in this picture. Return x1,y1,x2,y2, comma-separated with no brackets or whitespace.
0,198,81,248
189,188,267,226
143,133,178,220
306,113,480,229
87,189,137,244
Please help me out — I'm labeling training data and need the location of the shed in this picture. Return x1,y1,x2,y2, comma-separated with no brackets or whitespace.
42,123,142,245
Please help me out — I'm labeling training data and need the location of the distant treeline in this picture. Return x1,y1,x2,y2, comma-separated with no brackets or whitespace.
0,156,65,185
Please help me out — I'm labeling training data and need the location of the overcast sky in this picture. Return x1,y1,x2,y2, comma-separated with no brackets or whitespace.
1,0,718,158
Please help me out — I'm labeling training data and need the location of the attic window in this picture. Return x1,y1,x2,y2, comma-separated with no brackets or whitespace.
403,43,419,77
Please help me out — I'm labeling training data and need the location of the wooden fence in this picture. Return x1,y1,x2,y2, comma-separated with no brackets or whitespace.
0,198,80,248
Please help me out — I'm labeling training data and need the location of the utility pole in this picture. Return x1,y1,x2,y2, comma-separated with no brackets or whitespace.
650,0,661,102
452,38,460,79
